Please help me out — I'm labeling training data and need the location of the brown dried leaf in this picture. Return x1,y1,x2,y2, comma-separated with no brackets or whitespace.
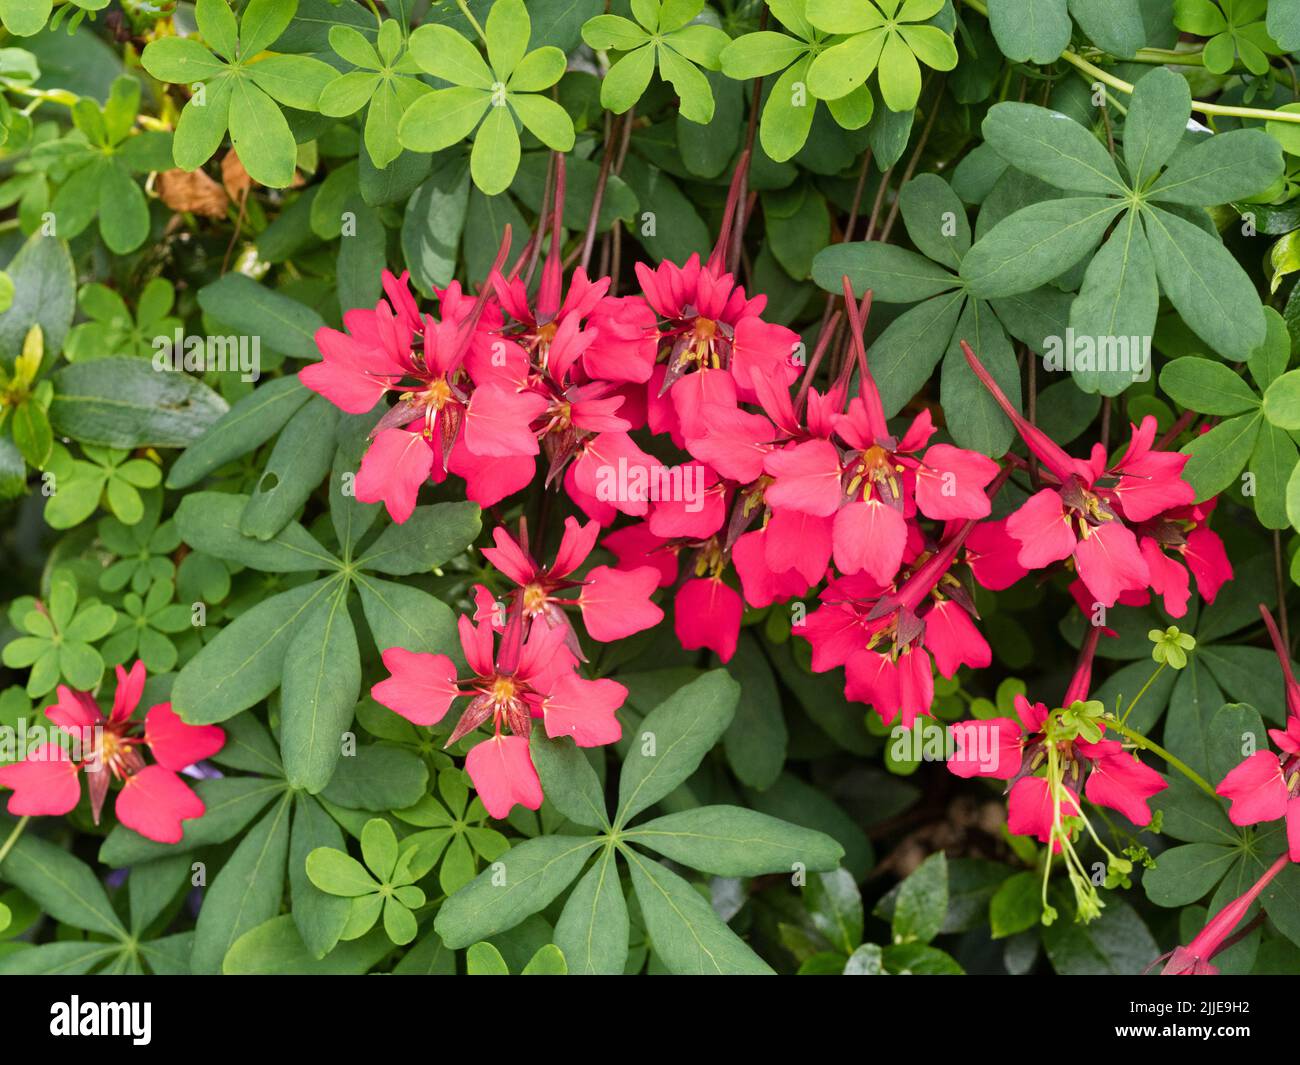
157,168,228,219
221,149,253,202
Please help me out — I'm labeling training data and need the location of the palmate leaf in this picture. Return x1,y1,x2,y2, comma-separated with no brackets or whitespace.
140,0,334,187
811,173,1035,451
582,0,729,124
805,0,955,111
434,672,843,974
170,470,478,793
963,81,1282,365
400,0,572,193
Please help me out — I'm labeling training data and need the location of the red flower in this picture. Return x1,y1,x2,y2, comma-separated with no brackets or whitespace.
947,627,1166,843
1214,603,1300,860
472,516,662,650
763,289,998,588
371,609,626,819
962,341,1197,609
0,662,224,843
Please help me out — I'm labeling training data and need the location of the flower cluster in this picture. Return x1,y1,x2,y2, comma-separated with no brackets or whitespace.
297,153,1233,821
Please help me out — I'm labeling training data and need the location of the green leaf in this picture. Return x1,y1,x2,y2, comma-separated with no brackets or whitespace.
987,0,1070,64
486,0,530,76
1068,210,1158,395
167,376,311,489
469,102,521,196
983,102,1126,195
306,847,379,897
1143,203,1267,360
1124,68,1192,187
354,574,461,661
98,166,150,254
1270,0,1300,50
509,46,568,92
1264,369,1300,430
898,173,971,270
409,22,495,88
521,943,567,974
280,582,361,793
1160,357,1261,416
805,868,863,954
100,777,285,865
222,915,393,974
863,290,965,417
239,395,340,540
195,0,238,60
1043,894,1159,973
844,942,885,974
1180,411,1261,501
940,298,1018,455
228,78,297,189
623,848,773,974
813,241,959,303
177,492,337,573
2,833,126,939
357,502,482,575
722,632,786,790
196,274,326,361
615,670,740,827
1208,703,1268,786
891,851,947,945
319,744,430,810
434,835,601,948
658,43,715,124
758,59,818,163
806,27,886,100
141,36,229,82
600,44,656,114
721,30,808,78
1067,0,1146,56
466,941,511,974
0,235,76,364
172,577,338,724
399,86,490,154
508,94,575,152
1148,130,1284,207
49,359,227,449
11,399,51,468
627,805,843,876
240,0,297,55
246,54,335,112
174,76,234,172
553,849,629,974
530,731,609,829
1143,842,1237,906
1249,420,1296,529
190,794,292,974
402,157,472,293
290,794,351,958
989,870,1043,937
962,198,1122,298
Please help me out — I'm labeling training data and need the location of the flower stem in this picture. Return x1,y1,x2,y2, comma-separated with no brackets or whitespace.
0,816,30,867
456,0,488,43
1104,717,1217,798
1119,660,1166,726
